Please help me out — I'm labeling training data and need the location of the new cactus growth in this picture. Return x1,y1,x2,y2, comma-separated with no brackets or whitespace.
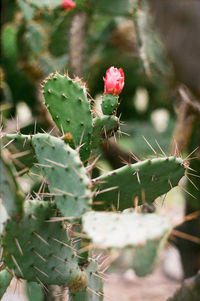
91,115,119,149
101,94,119,115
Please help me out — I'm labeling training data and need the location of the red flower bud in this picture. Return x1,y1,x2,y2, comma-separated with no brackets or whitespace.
103,66,125,96
61,0,76,12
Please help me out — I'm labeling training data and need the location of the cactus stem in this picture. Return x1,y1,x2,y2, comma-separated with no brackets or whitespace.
32,231,49,246
10,254,24,277
33,265,49,278
14,238,23,256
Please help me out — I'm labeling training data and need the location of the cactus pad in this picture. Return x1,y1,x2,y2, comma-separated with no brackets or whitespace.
32,134,92,218
1,200,83,285
91,116,119,149
43,73,92,161
69,259,104,301
82,210,171,276
101,94,119,115
93,156,185,210
0,270,12,298
0,157,23,219
2,133,35,169
82,211,170,248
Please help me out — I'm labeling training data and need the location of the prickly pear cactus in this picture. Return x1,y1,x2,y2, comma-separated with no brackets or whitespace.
43,73,93,161
0,67,189,300
92,156,186,211
69,260,104,301
101,94,119,115
32,133,93,218
0,155,23,219
0,270,12,298
1,133,36,169
91,115,119,149
1,200,83,286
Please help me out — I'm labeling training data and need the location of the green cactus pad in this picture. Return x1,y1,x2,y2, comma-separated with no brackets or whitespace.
0,270,12,298
2,134,35,169
92,156,185,210
91,115,119,149
43,73,92,161
101,94,119,115
82,210,170,276
69,260,103,301
0,200,9,235
25,281,44,301
1,200,83,286
25,22,46,55
0,157,23,219
32,134,92,218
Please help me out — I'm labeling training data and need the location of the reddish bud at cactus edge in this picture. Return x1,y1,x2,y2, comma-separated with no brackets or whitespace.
103,66,125,96
61,0,76,12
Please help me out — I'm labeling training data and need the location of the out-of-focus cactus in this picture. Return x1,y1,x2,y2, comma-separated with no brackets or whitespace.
82,210,171,276
0,155,23,218
167,271,200,301
0,270,12,298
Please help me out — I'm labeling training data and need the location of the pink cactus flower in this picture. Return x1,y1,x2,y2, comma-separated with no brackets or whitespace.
61,0,76,12
103,66,125,95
